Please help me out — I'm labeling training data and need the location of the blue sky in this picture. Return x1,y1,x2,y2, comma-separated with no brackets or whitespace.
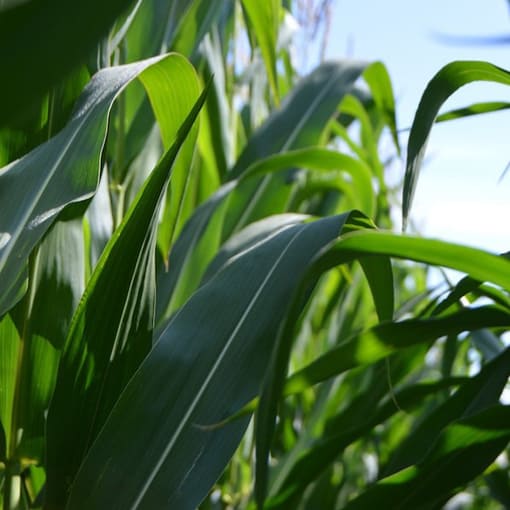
324,0,510,253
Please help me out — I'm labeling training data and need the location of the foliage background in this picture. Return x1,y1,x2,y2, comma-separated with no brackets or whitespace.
0,1,509,509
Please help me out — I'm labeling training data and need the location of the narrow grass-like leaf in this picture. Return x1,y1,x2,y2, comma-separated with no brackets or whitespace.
267,378,467,508
241,0,280,103
363,61,400,154
403,60,510,229
436,101,510,122
285,307,510,396
45,72,206,508
383,345,510,476
0,314,20,459
343,405,510,510
255,213,392,507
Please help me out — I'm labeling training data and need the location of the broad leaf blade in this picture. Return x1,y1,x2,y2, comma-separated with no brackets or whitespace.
65,214,356,509
254,212,392,506
45,63,205,508
0,54,192,318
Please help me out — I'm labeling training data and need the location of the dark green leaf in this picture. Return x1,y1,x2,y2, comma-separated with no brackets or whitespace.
66,213,356,509
45,66,205,508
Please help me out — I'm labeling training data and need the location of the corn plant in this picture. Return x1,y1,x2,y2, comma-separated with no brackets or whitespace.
1,1,510,509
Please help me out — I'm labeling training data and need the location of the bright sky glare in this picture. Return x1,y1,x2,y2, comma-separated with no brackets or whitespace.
325,0,510,253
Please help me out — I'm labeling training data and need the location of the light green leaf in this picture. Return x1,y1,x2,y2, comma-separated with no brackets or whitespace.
0,314,20,459
436,101,510,123
363,61,400,155
403,60,510,229
241,0,280,103
321,230,510,291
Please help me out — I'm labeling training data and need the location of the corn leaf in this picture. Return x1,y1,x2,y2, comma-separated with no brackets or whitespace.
65,212,358,509
343,405,510,509
44,61,204,508
0,53,194,318
403,60,510,229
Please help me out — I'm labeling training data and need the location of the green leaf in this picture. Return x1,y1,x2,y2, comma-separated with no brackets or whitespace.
0,314,20,460
45,63,205,508
266,378,467,508
343,405,510,510
383,346,510,476
241,0,280,103
65,213,357,509
363,61,400,155
285,307,510,396
241,148,375,215
255,213,391,506
319,230,510,292
403,60,510,229
436,101,510,123
0,0,135,126
156,147,375,324
0,53,196,318
137,56,201,257
155,182,235,324
8,219,84,464
224,60,368,238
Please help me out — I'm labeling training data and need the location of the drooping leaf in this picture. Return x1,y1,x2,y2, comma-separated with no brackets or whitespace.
65,212,358,510
255,213,393,506
44,61,205,509
343,405,510,510
223,60,368,238
403,60,510,229
318,230,510,292
0,53,196,318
